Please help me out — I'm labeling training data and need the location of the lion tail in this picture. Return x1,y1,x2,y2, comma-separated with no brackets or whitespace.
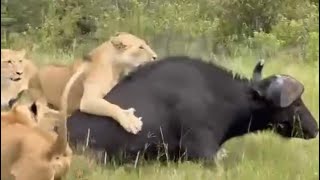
46,111,68,158
60,62,87,117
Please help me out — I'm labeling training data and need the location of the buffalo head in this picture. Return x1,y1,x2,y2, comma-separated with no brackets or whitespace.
250,60,319,139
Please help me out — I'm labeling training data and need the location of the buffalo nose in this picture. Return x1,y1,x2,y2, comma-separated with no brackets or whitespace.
314,129,319,137
304,129,319,139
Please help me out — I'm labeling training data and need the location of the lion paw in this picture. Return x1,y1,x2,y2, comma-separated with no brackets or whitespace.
119,109,143,134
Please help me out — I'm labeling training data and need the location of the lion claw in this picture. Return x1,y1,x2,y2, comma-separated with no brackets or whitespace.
124,107,136,115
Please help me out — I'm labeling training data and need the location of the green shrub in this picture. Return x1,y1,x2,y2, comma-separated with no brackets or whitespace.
305,32,319,62
271,17,307,48
246,31,284,58
5,0,319,61
215,0,283,38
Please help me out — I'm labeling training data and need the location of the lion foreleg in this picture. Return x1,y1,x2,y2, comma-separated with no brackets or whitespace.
80,84,143,134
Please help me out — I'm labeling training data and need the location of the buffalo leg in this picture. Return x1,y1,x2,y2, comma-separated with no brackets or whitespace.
181,129,219,161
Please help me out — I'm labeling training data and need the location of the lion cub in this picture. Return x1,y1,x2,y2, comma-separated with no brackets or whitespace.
1,96,72,180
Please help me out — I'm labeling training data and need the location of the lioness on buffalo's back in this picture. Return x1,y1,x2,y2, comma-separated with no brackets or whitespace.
67,56,319,161
27,32,157,134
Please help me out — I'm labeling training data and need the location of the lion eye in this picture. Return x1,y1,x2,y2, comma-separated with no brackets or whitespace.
19,60,22,63
7,60,12,64
139,46,144,49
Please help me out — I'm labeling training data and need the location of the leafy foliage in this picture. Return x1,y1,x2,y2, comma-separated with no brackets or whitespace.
2,0,319,62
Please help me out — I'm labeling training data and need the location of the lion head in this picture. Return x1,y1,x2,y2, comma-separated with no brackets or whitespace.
109,32,158,67
1,49,26,82
2,98,73,180
1,99,38,128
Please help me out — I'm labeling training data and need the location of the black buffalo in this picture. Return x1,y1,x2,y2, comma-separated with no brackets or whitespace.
67,56,319,161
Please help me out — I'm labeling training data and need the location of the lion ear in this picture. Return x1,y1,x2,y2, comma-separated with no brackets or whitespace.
29,101,38,117
114,32,127,36
18,49,26,57
1,49,10,58
82,53,92,62
8,90,27,108
110,36,126,50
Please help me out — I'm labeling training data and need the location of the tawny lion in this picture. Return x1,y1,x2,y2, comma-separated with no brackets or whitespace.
1,97,72,180
1,49,38,109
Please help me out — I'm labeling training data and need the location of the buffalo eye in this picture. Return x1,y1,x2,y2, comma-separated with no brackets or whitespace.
295,100,303,106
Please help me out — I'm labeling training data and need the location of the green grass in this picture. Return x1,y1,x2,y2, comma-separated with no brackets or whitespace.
28,49,319,180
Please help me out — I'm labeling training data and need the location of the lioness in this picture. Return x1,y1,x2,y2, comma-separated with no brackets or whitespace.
1,97,72,180
1,49,38,109
29,32,157,134
61,32,157,134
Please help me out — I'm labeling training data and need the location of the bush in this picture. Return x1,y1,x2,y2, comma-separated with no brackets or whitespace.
215,0,283,38
5,0,319,61
246,31,284,58
305,32,319,62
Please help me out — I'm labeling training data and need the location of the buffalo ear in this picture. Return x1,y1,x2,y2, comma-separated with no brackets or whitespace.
266,75,304,108
251,75,304,108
